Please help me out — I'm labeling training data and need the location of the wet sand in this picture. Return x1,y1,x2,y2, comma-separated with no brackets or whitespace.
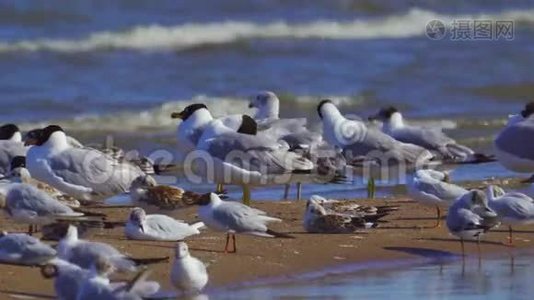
0,196,532,298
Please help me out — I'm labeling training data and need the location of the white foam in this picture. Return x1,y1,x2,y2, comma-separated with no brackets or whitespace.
1,8,532,53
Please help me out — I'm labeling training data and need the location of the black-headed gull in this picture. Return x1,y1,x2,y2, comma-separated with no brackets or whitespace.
171,241,208,294
25,125,145,201
125,207,204,241
407,169,468,228
369,106,494,163
486,185,534,245
446,190,499,256
0,123,26,176
195,193,293,253
0,231,56,266
317,100,434,170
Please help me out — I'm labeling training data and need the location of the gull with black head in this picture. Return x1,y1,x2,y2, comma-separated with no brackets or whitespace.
25,125,145,201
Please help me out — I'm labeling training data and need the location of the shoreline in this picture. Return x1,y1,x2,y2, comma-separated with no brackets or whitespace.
1,197,534,298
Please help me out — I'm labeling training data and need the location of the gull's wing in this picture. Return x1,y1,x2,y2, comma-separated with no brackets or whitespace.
414,178,468,202
6,183,76,216
0,233,56,264
203,132,313,174
49,148,144,197
391,126,454,150
495,119,534,160
212,202,279,233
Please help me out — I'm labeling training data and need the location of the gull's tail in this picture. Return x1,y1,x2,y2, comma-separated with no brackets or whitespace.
191,222,206,231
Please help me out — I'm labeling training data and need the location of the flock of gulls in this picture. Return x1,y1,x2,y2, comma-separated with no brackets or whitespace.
0,91,534,299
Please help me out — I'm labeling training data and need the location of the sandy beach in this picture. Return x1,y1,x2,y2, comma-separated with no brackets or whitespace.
1,193,532,298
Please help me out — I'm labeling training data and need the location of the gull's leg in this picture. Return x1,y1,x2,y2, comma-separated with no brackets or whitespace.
28,225,33,236
508,226,514,246
296,182,302,201
477,236,482,267
433,206,441,228
216,183,224,194
224,233,230,253
231,233,237,254
460,238,465,257
242,185,251,206
283,184,290,200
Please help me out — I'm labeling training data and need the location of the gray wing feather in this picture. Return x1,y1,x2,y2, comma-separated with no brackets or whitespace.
49,148,144,196
391,126,454,150
415,180,468,202
212,203,269,233
7,183,73,216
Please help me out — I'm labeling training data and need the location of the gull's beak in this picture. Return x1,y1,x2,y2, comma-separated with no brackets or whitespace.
171,111,184,119
139,225,145,233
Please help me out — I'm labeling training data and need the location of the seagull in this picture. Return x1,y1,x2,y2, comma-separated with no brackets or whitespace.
76,257,160,300
485,185,534,245
0,123,27,176
125,207,205,241
58,225,167,272
249,91,326,199
5,156,80,208
407,169,468,228
195,117,317,204
129,175,201,209
0,182,87,234
248,91,322,150
41,258,90,300
195,193,293,253
303,197,390,233
25,125,145,201
369,107,494,163
309,194,398,217
494,102,534,182
446,190,499,256
0,231,56,266
171,241,209,294
171,103,243,156
42,258,159,300
317,100,434,172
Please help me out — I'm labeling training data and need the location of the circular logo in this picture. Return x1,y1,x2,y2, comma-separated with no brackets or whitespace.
425,19,446,40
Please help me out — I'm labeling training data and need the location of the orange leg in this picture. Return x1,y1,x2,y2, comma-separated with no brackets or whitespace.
508,226,514,246
432,206,441,228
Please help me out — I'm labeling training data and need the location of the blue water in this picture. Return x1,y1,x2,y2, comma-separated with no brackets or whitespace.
211,251,533,300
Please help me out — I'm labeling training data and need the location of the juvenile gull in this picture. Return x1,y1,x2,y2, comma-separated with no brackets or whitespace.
369,106,493,163
486,185,534,245
304,197,390,233
446,190,499,256
25,125,145,201
195,193,293,253
407,169,468,228
125,207,205,241
317,100,434,171
170,241,209,294
0,231,56,265
494,102,534,181
129,175,201,209
0,124,27,176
